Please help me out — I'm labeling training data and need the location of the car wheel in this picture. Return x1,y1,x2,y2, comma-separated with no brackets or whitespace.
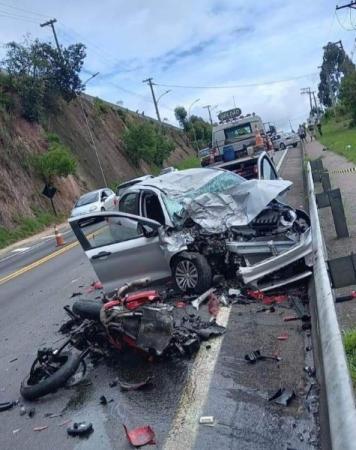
293,143,298,148
172,253,212,294
101,207,105,211
280,143,286,150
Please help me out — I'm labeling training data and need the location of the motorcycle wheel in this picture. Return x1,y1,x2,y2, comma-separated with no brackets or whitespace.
20,351,82,401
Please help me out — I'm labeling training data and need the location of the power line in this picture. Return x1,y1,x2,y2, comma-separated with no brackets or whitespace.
0,11,40,24
0,1,49,18
153,73,318,90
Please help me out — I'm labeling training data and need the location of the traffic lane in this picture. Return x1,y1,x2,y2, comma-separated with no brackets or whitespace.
0,244,194,450
0,227,77,279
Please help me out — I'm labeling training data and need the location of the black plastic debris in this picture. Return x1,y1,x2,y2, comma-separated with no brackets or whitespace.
268,388,295,406
67,422,94,437
0,401,15,412
245,350,281,363
109,378,118,388
99,395,107,405
304,366,316,377
119,376,153,392
71,292,82,298
28,407,36,418
290,296,310,321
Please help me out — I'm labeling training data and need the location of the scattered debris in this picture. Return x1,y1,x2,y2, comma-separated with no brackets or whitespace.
0,401,15,412
67,422,94,437
335,290,356,303
269,388,295,406
304,366,316,377
44,412,63,418
28,407,36,418
86,281,103,293
33,426,48,432
175,301,186,308
9,357,18,363
228,288,241,297
208,293,220,317
192,288,215,310
12,428,21,434
248,290,288,305
219,294,229,306
59,420,71,427
70,292,82,298
256,306,275,313
284,315,299,322
99,395,107,405
245,350,281,363
19,406,26,416
109,378,118,388
199,416,215,425
124,425,156,447
119,376,153,391
290,296,310,321
277,332,289,341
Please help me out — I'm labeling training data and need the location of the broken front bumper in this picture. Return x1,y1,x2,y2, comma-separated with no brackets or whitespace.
236,228,312,287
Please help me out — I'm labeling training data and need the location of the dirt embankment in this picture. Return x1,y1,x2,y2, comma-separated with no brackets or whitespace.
0,96,194,228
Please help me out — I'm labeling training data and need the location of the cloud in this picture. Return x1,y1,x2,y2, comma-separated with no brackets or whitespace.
0,0,355,129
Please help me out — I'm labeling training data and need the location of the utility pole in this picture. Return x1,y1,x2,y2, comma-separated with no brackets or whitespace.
336,1,356,10
301,87,313,113
312,91,318,111
203,105,213,125
142,78,161,122
40,18,62,56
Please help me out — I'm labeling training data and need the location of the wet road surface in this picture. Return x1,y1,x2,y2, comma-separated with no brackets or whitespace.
0,146,320,449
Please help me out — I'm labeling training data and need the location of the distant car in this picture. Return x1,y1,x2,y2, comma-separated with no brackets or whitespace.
70,189,116,218
115,175,154,202
272,132,300,150
159,167,178,175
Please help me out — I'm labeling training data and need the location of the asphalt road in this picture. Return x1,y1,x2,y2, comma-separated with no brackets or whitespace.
0,147,319,450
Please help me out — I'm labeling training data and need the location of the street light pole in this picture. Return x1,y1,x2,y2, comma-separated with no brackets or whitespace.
157,89,171,104
78,72,108,187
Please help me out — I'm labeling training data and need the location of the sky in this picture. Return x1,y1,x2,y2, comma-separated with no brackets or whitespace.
0,0,355,130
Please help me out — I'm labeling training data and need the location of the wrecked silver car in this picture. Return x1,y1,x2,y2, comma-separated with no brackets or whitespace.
69,168,312,293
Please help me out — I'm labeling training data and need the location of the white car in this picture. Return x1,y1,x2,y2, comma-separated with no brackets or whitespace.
70,189,116,218
273,132,300,151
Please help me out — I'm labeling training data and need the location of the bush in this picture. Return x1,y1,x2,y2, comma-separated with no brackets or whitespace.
123,121,174,167
93,97,109,115
32,138,76,183
340,72,356,124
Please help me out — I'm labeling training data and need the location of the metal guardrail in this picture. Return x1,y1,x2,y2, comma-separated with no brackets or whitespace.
306,162,356,450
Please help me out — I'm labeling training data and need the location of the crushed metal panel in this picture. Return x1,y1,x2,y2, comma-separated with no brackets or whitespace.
238,228,312,285
328,254,356,288
135,306,174,355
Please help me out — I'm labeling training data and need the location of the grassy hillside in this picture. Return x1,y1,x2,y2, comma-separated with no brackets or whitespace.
0,92,195,244
320,115,356,163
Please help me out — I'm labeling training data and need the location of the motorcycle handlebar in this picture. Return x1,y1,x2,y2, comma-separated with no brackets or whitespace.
116,278,151,297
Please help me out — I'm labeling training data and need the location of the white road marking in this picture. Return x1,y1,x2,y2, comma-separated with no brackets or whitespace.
11,247,30,253
276,148,289,173
163,306,231,450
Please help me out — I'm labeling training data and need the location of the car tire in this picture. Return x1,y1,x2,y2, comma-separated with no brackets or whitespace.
20,352,82,401
101,207,105,211
280,143,286,150
293,143,298,148
72,299,102,321
172,253,212,294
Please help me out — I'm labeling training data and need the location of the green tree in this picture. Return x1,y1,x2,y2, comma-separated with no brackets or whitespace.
339,72,356,124
2,38,86,121
123,121,174,167
174,106,188,128
32,136,76,184
318,42,355,107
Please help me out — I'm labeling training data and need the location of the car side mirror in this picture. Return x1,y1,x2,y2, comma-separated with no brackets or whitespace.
142,224,158,238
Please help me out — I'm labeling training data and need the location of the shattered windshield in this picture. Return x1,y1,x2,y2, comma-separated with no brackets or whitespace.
162,171,245,226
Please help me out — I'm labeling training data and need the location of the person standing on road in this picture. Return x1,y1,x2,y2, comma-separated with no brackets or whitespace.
298,124,306,143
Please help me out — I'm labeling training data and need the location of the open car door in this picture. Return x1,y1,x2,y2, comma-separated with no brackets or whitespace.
69,212,172,293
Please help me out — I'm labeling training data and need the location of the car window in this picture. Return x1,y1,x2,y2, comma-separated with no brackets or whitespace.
78,215,143,249
105,189,113,197
224,123,252,142
119,193,139,215
142,192,165,224
262,157,278,180
75,192,99,207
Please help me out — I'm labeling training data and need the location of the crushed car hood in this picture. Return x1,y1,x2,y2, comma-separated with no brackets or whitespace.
184,179,292,233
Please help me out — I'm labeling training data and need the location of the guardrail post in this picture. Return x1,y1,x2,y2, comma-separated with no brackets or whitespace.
315,188,349,239
310,158,324,182
320,171,331,192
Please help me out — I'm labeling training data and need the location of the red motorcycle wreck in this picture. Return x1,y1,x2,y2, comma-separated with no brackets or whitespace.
20,279,225,400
